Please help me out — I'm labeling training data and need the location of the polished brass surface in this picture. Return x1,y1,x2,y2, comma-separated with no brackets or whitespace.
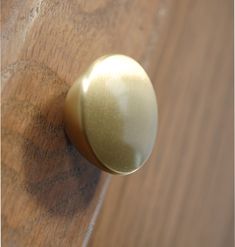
64,55,158,175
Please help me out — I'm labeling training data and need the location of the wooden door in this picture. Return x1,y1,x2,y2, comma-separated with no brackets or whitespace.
2,0,233,246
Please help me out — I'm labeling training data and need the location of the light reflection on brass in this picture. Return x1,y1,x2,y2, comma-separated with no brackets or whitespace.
64,55,158,175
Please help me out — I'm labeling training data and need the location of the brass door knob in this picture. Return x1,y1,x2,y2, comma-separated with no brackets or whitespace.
64,54,158,175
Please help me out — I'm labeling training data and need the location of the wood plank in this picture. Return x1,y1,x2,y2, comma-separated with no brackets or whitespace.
1,0,166,246
89,0,234,246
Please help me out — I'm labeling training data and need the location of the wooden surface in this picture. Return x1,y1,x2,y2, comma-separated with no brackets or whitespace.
1,0,233,246
89,0,234,246
2,0,169,246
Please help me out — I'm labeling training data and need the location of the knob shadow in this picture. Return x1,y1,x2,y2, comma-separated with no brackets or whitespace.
12,63,102,217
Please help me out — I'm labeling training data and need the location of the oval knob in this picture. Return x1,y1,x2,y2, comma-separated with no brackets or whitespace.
64,54,158,175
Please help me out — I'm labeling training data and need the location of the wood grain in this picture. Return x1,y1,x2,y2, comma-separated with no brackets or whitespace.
1,0,167,246
89,0,234,246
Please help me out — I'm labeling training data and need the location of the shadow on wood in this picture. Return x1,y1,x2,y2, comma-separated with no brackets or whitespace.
2,60,101,217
